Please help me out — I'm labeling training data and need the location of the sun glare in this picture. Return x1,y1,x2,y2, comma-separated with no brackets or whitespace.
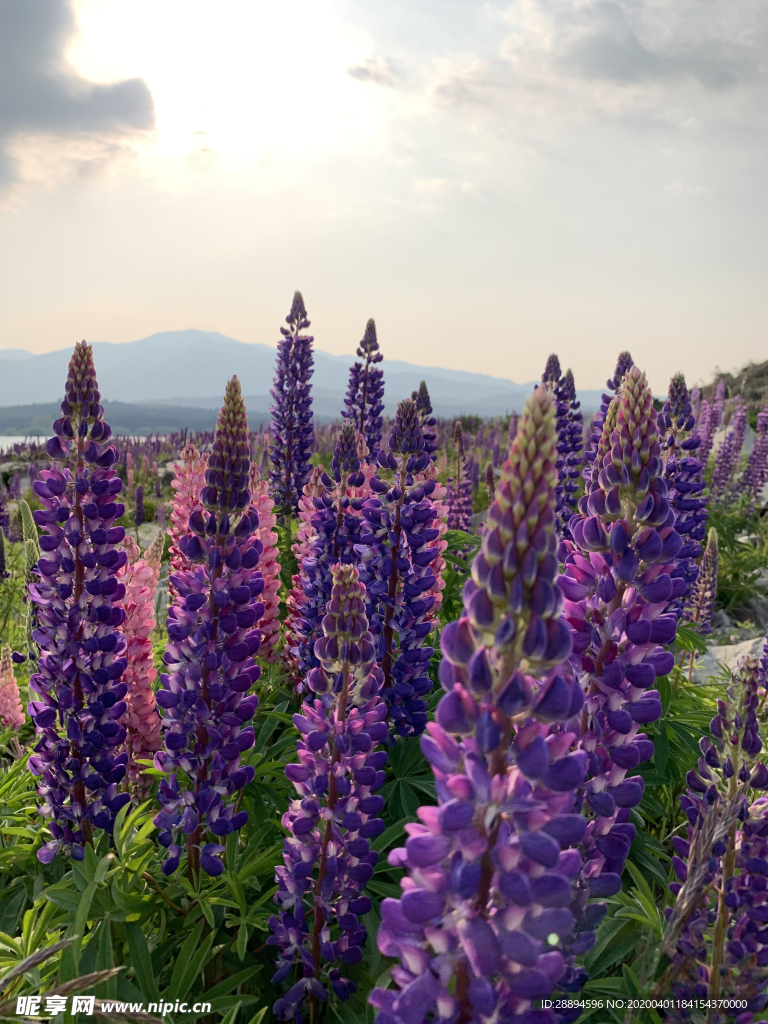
68,0,385,180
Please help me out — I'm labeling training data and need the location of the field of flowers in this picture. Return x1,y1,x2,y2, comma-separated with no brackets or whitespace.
1,291,768,1024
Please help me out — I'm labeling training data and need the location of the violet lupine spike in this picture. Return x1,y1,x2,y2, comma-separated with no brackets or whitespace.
154,376,264,879
743,400,768,514
542,353,562,386
690,386,701,424
555,368,583,541
583,351,633,478
710,396,747,507
559,364,682,898
28,340,131,863
697,399,717,467
270,563,388,1021
714,377,726,428
370,387,592,1024
657,373,708,616
134,484,144,530
0,646,25,729
341,317,385,462
447,420,473,532
683,526,718,637
356,399,438,737
269,291,315,514
415,380,438,461
288,424,367,680
664,655,768,1010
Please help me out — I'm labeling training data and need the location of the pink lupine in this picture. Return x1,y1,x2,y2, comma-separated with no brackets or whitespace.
117,531,164,785
0,646,24,729
249,466,282,661
168,443,207,600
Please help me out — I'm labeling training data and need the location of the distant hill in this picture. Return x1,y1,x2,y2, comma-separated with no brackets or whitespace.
705,361,768,409
0,329,606,418
0,401,230,437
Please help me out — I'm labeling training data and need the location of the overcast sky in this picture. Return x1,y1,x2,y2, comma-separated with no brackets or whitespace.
0,0,766,392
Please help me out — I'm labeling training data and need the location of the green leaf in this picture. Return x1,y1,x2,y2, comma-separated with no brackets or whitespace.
653,729,669,776
42,882,82,914
237,923,248,961
167,919,204,999
124,922,158,1001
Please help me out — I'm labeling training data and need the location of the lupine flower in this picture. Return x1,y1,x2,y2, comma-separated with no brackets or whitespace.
154,377,264,878
342,318,385,459
714,377,726,428
664,655,768,1010
126,452,134,493
657,373,708,615
249,466,282,661
168,443,207,601
446,421,473,532
710,395,747,506
0,527,7,580
28,340,131,863
370,387,591,1024
583,351,633,475
690,387,701,424
356,399,438,737
288,424,368,679
270,291,315,514
485,461,494,502
19,499,42,662
697,399,718,467
270,563,388,1020
415,381,438,461
553,367,583,541
742,400,768,514
559,364,682,896
117,531,164,788
683,526,718,638
0,646,24,729
134,485,144,531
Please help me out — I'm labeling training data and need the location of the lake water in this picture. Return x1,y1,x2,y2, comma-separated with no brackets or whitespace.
0,436,48,454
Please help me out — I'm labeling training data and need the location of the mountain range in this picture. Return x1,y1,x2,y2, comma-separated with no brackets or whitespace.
0,329,606,430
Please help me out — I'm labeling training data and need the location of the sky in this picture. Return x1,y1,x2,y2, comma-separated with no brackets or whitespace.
0,0,766,393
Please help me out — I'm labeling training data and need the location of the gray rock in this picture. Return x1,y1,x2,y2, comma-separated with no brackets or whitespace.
691,636,764,683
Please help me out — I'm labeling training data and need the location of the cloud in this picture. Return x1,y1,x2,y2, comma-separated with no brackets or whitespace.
347,56,399,87
0,0,154,188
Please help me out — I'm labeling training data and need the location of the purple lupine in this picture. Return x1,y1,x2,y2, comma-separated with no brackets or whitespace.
683,526,718,637
697,399,718,467
27,341,130,863
269,291,315,514
714,377,726,428
134,485,144,530
270,563,388,1020
342,318,385,459
743,400,768,513
446,421,472,532
658,373,708,615
484,461,494,502
415,381,438,461
664,655,768,1010
154,377,264,879
556,368,584,541
369,387,590,1024
583,351,633,476
690,386,701,424
289,424,367,677
559,364,682,896
356,399,438,737
710,396,747,506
